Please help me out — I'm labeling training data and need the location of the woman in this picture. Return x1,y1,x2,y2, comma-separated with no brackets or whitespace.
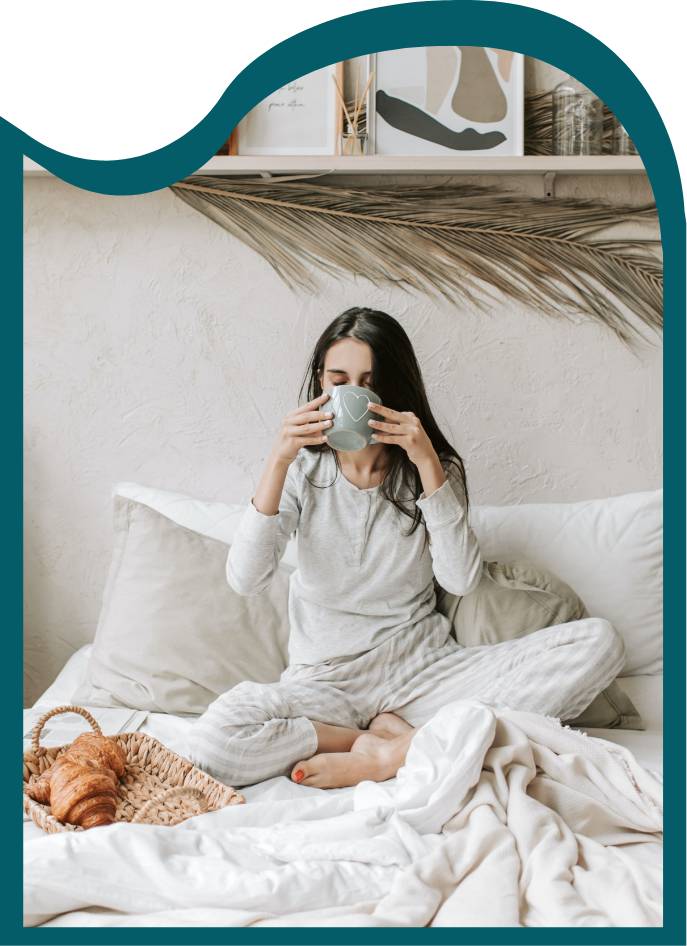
187,308,624,789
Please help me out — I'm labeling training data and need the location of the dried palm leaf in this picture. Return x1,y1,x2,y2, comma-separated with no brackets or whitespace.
170,177,662,343
524,90,554,156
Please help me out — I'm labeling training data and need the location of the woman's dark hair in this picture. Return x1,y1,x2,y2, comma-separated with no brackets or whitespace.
299,307,468,534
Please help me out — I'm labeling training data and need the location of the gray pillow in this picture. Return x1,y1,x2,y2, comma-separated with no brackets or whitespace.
435,559,643,730
74,496,291,715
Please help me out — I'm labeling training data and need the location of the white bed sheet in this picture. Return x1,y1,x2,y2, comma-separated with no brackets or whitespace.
24,645,662,927
24,696,663,929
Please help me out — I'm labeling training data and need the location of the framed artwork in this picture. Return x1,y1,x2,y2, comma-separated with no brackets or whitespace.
369,48,524,156
237,63,343,155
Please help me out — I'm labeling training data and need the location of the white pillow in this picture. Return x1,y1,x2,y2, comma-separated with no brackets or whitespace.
470,490,663,676
116,484,662,677
115,482,299,567
75,497,292,714
31,644,94,709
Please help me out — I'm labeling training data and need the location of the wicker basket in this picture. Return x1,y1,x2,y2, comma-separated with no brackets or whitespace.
23,705,245,834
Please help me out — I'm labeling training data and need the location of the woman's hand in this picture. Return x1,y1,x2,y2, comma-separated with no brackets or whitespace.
367,403,446,497
367,404,436,465
253,393,333,517
271,393,333,467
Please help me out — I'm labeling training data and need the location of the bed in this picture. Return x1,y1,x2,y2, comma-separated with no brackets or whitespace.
23,485,663,928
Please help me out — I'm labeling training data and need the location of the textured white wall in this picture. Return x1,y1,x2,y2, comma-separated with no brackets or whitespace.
23,170,662,705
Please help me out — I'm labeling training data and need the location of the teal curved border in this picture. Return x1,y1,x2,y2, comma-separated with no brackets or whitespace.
10,0,687,938
4,0,684,200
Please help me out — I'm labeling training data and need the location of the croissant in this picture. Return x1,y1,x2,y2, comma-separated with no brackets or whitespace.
57,732,127,779
26,731,127,829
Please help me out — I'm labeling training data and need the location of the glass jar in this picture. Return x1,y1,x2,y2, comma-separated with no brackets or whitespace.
612,115,638,155
340,123,368,156
552,78,604,156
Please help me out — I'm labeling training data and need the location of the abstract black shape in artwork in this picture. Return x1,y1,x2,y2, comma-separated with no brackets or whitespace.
376,91,506,151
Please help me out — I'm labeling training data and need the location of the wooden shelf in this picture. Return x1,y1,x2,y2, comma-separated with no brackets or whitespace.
24,154,646,178
193,155,646,176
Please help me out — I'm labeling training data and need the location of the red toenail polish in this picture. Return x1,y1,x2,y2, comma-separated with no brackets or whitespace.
294,770,304,783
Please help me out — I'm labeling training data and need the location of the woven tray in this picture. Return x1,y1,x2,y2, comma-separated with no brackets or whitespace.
23,705,245,834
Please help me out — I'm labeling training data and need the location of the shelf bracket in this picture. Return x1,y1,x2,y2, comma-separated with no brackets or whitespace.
259,171,273,179
543,172,556,199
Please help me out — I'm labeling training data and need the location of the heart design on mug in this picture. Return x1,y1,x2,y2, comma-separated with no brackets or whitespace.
343,391,371,423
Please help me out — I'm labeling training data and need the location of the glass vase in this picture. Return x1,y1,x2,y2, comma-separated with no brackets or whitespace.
612,115,638,155
552,78,604,156
340,124,368,156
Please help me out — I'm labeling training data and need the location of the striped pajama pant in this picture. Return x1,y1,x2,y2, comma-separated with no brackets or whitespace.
187,616,624,787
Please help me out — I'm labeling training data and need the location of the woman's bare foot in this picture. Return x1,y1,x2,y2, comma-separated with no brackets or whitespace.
368,712,413,741
291,727,416,789
310,720,361,754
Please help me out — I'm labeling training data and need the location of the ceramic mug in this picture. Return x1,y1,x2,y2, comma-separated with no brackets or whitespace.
318,385,382,452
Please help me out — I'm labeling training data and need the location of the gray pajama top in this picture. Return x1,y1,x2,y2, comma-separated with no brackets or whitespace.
226,448,483,666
